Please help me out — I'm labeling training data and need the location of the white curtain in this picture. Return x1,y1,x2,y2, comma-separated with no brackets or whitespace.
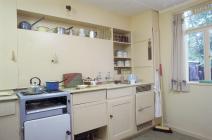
171,14,189,92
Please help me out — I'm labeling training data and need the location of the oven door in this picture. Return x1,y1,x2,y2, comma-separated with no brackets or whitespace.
24,114,71,140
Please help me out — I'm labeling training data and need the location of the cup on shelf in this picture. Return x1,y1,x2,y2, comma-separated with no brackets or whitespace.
123,51,128,58
124,60,130,67
116,50,123,58
117,61,124,67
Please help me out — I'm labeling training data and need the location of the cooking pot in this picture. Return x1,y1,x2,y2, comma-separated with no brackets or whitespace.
35,26,50,32
53,26,73,34
45,79,67,91
18,16,45,30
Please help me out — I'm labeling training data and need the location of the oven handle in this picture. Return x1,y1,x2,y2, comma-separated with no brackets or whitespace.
26,105,66,114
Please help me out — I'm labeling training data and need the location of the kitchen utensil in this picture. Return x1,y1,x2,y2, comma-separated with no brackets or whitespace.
89,31,97,38
45,79,67,91
53,26,73,34
63,73,83,88
29,77,43,94
18,16,45,30
65,26,74,35
35,26,50,32
79,28,85,37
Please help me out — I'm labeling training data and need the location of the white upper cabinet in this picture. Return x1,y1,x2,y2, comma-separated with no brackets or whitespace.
133,41,153,67
17,0,71,19
0,0,18,90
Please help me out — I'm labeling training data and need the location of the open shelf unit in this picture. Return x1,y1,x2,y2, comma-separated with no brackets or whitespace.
17,10,112,40
113,28,132,75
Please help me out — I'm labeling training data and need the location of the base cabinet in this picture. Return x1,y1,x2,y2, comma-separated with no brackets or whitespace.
0,101,20,140
107,96,134,140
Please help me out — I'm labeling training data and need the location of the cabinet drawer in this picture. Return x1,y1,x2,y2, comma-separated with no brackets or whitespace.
136,106,154,125
136,91,154,125
136,91,154,107
107,87,133,99
72,90,106,105
73,101,107,134
0,101,16,117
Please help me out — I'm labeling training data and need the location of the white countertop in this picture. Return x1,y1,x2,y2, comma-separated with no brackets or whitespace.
0,90,18,101
63,82,152,94
0,82,153,101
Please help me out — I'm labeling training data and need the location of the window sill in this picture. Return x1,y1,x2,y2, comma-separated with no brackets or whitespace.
188,82,212,86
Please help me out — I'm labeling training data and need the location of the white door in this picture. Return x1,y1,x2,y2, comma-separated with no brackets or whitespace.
108,96,134,140
0,0,18,90
24,114,71,140
133,41,153,67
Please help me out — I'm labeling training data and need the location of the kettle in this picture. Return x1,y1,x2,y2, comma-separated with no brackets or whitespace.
29,77,43,94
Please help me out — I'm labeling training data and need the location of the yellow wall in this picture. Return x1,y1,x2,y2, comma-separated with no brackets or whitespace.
17,0,131,30
159,1,212,139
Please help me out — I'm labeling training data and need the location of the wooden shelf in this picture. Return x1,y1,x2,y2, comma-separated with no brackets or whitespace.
113,41,131,45
114,57,131,60
17,10,112,40
114,67,131,69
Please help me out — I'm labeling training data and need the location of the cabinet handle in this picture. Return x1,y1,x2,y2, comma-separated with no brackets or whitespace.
148,39,152,60
51,54,58,64
66,130,71,135
110,115,113,119
11,50,16,62
138,106,152,112
66,5,71,11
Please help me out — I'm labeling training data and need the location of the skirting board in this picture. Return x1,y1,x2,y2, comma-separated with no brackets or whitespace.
166,123,212,140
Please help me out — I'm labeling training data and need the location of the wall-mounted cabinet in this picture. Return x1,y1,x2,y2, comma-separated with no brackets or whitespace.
113,29,132,75
0,0,18,90
18,30,113,88
131,10,159,83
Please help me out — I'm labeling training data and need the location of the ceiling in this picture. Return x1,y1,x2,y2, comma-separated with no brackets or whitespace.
77,0,189,16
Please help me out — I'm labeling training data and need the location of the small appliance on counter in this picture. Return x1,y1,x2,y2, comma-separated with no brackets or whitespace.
127,74,137,85
17,90,72,140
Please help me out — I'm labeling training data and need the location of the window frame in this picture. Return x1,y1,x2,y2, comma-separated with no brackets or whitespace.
184,24,212,82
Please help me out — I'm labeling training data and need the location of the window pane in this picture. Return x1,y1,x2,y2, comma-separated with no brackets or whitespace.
187,32,205,81
184,10,212,30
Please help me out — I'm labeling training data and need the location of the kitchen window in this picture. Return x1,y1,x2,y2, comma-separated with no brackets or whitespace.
183,2,212,82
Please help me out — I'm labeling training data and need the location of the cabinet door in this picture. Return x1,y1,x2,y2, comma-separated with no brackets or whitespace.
73,101,107,135
24,114,71,140
133,41,153,67
108,96,134,140
18,30,56,88
0,101,20,140
18,30,113,88
0,0,18,90
17,0,70,19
